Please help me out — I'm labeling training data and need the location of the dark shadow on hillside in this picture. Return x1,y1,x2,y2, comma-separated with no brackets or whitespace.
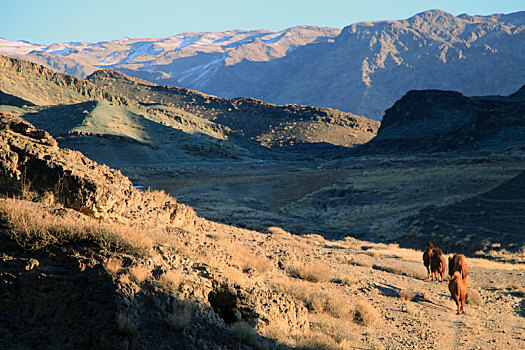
0,90,35,107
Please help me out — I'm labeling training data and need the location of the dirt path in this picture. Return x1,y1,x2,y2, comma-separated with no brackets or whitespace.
296,240,525,349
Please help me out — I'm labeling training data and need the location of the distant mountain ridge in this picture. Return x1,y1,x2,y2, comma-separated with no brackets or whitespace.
2,9,525,119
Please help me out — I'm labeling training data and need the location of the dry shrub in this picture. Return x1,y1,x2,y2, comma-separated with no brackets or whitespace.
467,289,483,306
310,314,356,345
119,273,131,284
106,257,123,274
267,226,291,236
159,269,181,294
231,321,271,349
339,277,355,287
40,190,56,206
295,331,339,350
295,329,354,350
273,278,352,319
398,289,416,301
260,319,291,344
288,262,332,283
511,284,525,297
372,264,407,276
129,265,149,284
371,341,385,350
347,258,372,268
223,266,247,285
323,289,354,319
402,302,421,317
115,312,139,335
229,245,273,273
167,300,194,331
354,301,381,327
0,198,153,254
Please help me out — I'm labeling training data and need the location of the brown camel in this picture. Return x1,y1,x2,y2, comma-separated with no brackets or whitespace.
449,271,468,314
449,254,469,281
430,248,446,282
423,242,434,279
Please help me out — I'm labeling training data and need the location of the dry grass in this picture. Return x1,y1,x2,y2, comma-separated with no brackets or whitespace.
398,289,417,301
511,284,525,297
295,325,355,350
0,198,152,254
309,314,357,345
159,269,182,294
167,300,194,331
323,289,354,319
347,257,372,268
354,300,381,327
273,278,353,319
267,226,291,236
115,312,139,335
129,265,149,284
228,245,273,273
372,264,408,276
288,262,333,283
231,321,271,349
105,257,123,274
402,302,421,317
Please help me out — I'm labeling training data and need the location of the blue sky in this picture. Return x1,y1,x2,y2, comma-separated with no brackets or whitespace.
1,0,523,44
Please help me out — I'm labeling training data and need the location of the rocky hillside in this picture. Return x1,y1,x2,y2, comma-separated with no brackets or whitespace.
87,69,379,149
0,112,196,226
356,85,525,153
1,113,524,349
3,10,525,119
401,170,525,258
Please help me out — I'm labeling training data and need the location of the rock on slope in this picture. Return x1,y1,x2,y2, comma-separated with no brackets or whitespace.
0,112,196,226
4,10,525,119
359,85,525,153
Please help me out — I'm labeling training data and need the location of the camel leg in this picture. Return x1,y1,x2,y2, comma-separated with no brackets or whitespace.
461,298,465,314
455,298,461,315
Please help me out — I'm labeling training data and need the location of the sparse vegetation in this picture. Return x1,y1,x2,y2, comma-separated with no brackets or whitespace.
288,262,333,283
167,300,194,331
0,198,153,254
398,289,417,301
354,301,381,327
105,257,124,274
129,265,149,284
229,245,273,273
159,269,182,293
511,284,525,297
115,312,139,335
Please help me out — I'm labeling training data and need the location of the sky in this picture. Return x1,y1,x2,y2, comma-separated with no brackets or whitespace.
1,0,523,45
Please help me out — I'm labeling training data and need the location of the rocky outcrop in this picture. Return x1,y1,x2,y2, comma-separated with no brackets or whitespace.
0,112,197,227
360,85,525,153
0,55,131,106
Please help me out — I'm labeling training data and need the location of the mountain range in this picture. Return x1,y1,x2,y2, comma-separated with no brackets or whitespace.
2,9,525,120
0,55,378,170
